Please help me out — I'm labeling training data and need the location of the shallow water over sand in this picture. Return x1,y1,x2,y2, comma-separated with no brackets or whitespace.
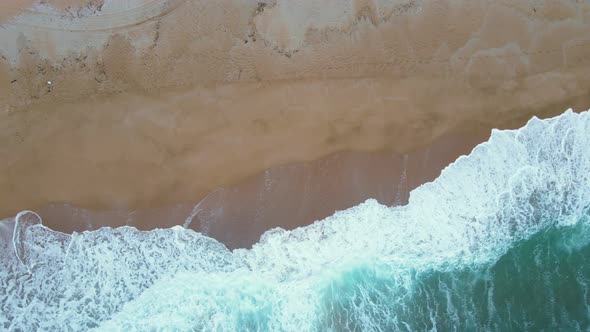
32,131,484,248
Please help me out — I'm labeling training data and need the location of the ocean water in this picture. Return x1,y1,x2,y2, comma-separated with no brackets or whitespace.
2,109,590,331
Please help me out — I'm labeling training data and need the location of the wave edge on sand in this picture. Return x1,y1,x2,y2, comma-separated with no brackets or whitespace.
2,109,590,330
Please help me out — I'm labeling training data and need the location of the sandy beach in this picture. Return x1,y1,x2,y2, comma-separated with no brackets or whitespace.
4,2,590,330
1,0,590,246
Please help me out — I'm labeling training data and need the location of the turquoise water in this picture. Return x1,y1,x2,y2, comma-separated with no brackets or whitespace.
318,219,590,331
2,109,590,331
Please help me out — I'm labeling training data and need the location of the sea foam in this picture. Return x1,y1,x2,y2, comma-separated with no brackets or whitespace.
1,109,590,331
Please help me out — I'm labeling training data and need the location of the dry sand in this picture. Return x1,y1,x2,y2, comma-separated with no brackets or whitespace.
1,0,590,245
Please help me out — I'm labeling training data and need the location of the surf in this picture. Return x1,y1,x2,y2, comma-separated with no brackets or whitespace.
2,109,590,331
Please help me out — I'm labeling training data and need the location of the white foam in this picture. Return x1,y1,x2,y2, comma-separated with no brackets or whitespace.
2,109,590,330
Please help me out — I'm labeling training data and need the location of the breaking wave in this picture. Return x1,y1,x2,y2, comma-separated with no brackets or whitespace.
2,109,590,331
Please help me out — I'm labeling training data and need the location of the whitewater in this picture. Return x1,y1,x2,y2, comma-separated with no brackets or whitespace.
2,109,590,331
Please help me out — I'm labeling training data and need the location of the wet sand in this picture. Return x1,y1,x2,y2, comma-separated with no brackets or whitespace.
1,0,590,247
36,131,488,248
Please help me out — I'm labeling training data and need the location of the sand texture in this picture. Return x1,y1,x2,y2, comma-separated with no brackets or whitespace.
1,0,590,235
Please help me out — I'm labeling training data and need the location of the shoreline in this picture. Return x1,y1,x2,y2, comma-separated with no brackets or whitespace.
4,104,583,250
25,129,488,249
1,0,590,246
